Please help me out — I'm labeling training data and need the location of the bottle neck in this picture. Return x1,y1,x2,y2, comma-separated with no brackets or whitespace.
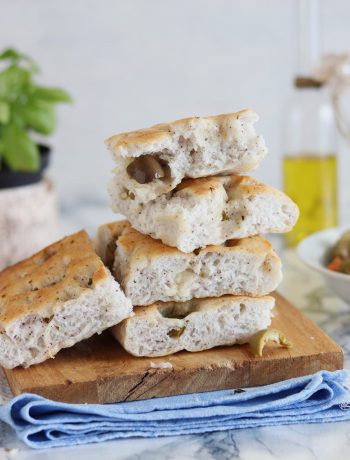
296,0,321,78
294,76,323,89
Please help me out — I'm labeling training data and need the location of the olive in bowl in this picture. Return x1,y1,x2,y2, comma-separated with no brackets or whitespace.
327,231,350,274
297,226,350,304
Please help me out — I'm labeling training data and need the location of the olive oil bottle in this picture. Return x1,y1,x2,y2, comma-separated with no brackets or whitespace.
283,153,337,246
282,0,338,247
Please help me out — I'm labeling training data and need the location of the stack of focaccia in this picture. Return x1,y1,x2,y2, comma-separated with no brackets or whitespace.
0,110,299,370
97,109,299,357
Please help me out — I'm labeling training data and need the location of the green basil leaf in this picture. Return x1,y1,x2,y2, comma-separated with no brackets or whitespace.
0,48,23,61
0,100,10,123
30,85,72,103
0,66,30,100
2,123,39,171
0,48,39,73
0,48,27,60
14,101,56,135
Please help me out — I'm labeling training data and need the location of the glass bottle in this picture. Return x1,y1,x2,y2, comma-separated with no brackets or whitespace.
282,0,338,247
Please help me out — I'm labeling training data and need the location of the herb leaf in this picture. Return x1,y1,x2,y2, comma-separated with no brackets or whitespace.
0,47,71,172
2,123,40,171
14,100,56,135
0,47,39,73
30,86,72,103
0,66,30,100
0,101,10,123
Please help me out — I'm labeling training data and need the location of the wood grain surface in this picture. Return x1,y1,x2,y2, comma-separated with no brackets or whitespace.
3,292,343,404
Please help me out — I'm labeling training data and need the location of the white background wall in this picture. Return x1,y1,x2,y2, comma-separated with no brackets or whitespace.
1,0,350,229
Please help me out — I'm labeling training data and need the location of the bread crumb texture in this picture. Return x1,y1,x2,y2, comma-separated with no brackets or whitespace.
0,230,132,368
96,221,282,306
113,295,275,357
106,109,267,203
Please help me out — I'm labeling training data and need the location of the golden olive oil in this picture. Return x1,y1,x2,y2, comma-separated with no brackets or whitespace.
283,154,338,247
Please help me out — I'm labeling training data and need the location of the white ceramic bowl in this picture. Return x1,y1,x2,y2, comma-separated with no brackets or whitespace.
297,226,350,304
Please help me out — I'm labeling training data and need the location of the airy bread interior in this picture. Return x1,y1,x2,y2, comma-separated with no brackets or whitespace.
112,295,275,357
109,175,299,252
95,221,282,306
106,110,267,203
0,231,133,368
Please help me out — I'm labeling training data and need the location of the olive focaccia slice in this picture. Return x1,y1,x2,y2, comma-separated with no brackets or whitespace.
108,175,299,253
105,109,267,203
111,295,275,357
94,221,282,306
0,231,132,369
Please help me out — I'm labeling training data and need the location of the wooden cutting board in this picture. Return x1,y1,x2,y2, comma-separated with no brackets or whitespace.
3,293,343,404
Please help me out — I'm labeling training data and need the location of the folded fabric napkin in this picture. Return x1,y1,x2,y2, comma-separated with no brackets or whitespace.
0,370,350,449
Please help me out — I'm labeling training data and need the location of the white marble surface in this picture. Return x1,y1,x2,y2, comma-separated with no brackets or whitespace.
1,207,350,459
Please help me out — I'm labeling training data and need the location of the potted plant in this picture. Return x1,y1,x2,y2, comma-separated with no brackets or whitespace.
0,47,71,269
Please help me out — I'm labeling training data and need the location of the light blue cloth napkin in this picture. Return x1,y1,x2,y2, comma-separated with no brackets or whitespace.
1,370,350,449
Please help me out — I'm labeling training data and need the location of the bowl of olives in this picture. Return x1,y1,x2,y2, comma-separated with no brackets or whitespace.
297,226,350,304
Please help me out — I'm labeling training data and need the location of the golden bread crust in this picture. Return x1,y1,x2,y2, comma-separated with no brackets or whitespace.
0,231,110,326
174,175,284,199
101,220,276,261
105,109,255,153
